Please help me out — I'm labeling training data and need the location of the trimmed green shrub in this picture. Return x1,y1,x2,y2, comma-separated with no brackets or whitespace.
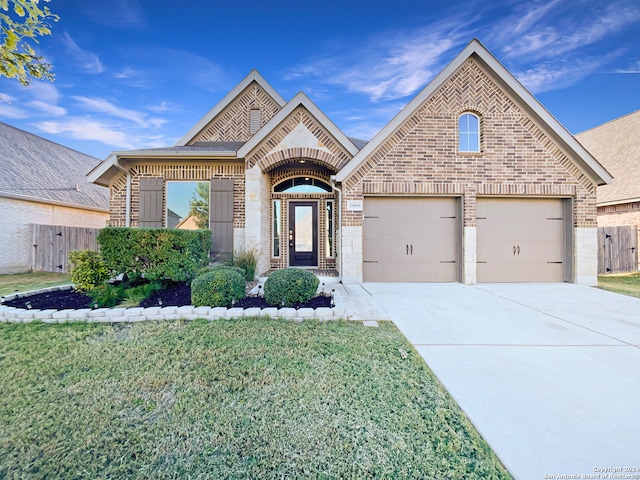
264,268,319,307
98,227,211,283
227,246,259,281
197,265,245,278
120,282,162,307
68,250,110,292
191,269,245,307
89,284,126,308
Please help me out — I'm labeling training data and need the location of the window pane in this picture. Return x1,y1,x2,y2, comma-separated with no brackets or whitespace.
294,206,313,252
274,177,332,193
459,113,479,152
166,181,209,230
326,200,334,257
273,200,281,257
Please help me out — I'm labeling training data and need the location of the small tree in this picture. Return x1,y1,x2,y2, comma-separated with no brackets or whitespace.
188,182,210,230
0,0,59,86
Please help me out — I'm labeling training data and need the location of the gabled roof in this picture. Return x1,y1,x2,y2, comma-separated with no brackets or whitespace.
237,91,360,159
0,122,109,211
335,38,613,186
576,110,639,206
176,69,287,146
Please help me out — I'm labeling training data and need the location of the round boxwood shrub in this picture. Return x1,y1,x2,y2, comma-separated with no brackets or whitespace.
264,268,319,307
191,269,245,307
197,265,245,278
68,250,110,292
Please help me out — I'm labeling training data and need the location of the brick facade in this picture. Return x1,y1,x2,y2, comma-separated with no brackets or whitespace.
108,162,245,228
189,82,281,144
342,59,596,231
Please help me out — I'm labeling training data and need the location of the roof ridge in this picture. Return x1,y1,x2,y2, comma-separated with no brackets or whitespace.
575,109,640,136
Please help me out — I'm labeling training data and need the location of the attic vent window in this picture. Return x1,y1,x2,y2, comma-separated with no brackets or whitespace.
250,109,261,134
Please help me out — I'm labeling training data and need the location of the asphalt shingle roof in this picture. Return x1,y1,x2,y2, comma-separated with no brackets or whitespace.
0,122,109,210
576,110,640,205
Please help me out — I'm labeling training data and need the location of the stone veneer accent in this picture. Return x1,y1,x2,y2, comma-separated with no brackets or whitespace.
575,228,598,285
246,108,353,172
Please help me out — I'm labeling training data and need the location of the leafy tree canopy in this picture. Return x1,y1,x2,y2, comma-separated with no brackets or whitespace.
0,0,59,86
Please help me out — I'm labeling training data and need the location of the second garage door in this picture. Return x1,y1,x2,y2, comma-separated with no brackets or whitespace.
363,197,460,282
476,198,569,283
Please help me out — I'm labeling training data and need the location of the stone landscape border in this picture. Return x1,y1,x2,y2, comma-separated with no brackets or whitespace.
0,285,345,323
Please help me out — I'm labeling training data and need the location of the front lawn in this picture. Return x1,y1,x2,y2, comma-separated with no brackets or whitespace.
0,271,71,297
598,272,640,299
0,319,510,479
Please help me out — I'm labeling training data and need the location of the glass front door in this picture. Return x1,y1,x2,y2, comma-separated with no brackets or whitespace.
289,202,318,266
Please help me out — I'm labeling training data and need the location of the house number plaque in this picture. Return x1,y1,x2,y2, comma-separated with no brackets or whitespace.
347,200,363,211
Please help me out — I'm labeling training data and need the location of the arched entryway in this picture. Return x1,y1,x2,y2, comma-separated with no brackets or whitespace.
268,161,337,271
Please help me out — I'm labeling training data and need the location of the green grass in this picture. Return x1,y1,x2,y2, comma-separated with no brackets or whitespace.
0,319,510,479
598,272,640,299
0,271,71,297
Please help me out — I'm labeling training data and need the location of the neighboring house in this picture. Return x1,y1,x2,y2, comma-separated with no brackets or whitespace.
89,39,611,285
576,110,640,270
0,122,110,274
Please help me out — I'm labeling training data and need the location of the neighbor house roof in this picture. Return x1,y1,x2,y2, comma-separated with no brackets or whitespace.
576,110,640,206
334,38,613,187
0,122,109,211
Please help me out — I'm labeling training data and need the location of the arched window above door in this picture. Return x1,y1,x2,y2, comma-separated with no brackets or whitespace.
273,177,332,193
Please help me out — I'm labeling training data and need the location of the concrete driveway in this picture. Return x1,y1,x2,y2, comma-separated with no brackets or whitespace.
363,282,640,480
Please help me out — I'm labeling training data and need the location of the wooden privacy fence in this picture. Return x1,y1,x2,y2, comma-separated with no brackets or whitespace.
598,225,638,275
30,224,101,273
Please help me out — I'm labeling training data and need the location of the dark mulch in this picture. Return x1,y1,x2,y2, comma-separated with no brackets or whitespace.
4,282,333,311
3,289,93,311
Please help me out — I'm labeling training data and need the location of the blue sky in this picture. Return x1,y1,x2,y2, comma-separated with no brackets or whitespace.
1,0,639,160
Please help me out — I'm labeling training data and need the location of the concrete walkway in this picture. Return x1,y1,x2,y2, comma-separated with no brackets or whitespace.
364,282,640,480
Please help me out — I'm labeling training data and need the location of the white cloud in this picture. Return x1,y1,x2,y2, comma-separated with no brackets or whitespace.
492,1,640,61
72,96,147,125
80,0,146,28
35,118,135,148
60,32,105,74
287,20,469,102
26,81,62,104
28,101,67,117
71,96,166,130
0,101,29,119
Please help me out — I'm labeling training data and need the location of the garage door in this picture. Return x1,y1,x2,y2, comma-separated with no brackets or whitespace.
363,197,459,282
477,198,568,282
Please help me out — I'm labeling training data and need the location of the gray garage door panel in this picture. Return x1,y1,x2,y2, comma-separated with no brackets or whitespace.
364,197,459,282
477,198,566,283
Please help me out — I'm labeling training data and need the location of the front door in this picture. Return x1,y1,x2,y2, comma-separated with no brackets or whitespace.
289,202,318,267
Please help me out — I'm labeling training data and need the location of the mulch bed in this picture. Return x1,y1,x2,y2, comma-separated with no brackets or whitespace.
3,282,333,311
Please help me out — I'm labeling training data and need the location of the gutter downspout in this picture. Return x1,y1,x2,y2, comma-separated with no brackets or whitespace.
330,176,343,282
114,157,131,227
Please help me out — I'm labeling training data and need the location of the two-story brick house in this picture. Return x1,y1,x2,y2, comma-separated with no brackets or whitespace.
88,39,611,285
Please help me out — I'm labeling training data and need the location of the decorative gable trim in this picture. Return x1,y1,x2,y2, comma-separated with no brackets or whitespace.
237,92,359,163
334,38,612,187
176,70,286,146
